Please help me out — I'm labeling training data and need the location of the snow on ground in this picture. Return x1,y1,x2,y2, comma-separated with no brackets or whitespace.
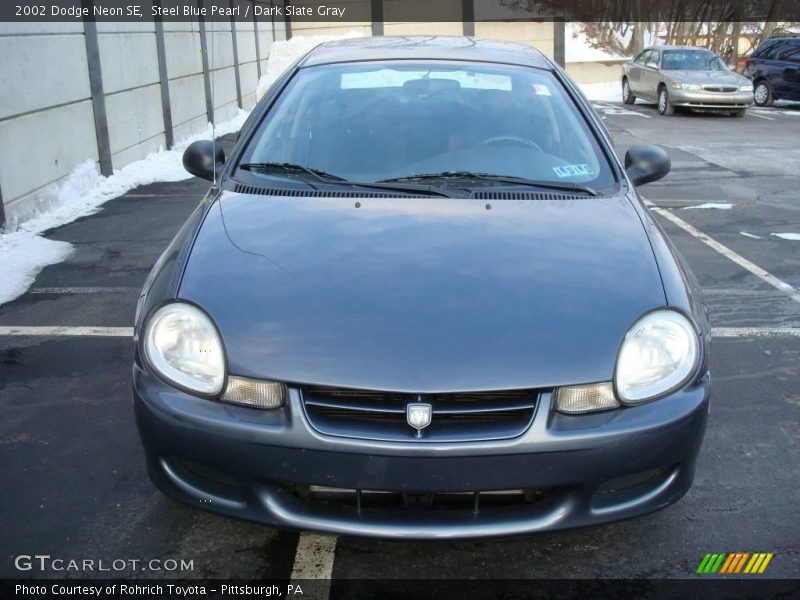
682,203,734,210
0,235,72,307
578,81,622,102
771,233,800,241
0,109,249,307
256,30,364,101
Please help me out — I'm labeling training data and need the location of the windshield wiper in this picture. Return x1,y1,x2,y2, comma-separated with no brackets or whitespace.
238,162,350,189
239,162,455,197
379,171,599,196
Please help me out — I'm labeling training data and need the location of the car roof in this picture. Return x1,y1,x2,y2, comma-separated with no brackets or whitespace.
649,45,716,51
298,36,554,70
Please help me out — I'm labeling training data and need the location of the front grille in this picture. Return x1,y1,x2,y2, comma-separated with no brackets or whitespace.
301,386,538,442
292,485,552,512
702,85,738,93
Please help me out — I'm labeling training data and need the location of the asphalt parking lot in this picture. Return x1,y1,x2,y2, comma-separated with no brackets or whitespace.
1,103,799,582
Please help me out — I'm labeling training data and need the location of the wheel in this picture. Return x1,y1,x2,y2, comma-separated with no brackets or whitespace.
753,80,773,107
657,87,674,115
732,108,747,118
622,78,636,104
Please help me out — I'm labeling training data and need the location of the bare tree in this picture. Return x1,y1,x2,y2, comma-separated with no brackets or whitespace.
498,0,797,61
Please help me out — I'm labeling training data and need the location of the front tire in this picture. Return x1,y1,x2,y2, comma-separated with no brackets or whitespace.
753,80,773,107
732,108,747,118
658,87,674,115
622,78,636,104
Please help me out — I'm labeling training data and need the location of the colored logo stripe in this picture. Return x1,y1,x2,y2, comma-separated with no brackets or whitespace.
697,553,726,573
745,553,774,574
720,552,749,573
697,552,774,574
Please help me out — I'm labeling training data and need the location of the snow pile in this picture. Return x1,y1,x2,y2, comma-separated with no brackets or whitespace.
682,203,734,210
566,23,627,63
255,30,365,101
0,234,72,306
771,233,800,241
579,81,622,102
0,109,249,307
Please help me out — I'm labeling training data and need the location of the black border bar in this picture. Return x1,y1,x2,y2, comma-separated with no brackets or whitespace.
5,0,800,22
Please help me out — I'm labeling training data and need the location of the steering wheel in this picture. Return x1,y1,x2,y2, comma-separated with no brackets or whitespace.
479,136,543,153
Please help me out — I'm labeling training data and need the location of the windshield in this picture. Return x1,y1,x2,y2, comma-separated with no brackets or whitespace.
239,61,616,191
661,50,727,71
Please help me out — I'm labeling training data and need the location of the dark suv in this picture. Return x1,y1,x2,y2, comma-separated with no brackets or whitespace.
744,34,800,106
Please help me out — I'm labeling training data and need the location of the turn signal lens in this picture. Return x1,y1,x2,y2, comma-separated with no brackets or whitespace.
555,382,620,414
222,376,286,409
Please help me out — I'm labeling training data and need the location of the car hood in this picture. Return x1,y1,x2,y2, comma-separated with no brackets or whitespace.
665,69,748,86
178,192,667,392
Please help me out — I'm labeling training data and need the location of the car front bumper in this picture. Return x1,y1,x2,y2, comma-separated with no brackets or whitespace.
669,88,753,108
133,364,710,539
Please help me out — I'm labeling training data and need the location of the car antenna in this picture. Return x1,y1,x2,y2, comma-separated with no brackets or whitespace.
210,18,218,188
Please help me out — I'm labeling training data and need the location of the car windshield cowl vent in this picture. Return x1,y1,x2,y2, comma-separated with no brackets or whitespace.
233,183,422,199
470,191,595,201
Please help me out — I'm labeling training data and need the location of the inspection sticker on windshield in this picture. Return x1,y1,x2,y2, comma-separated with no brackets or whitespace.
553,164,594,178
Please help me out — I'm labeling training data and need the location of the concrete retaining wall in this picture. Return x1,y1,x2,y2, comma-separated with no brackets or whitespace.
0,15,284,228
566,60,625,85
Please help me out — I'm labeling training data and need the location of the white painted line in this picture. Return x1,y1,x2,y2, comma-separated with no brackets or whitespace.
1,325,799,340
592,101,651,118
289,533,337,599
681,203,733,210
749,112,774,120
645,200,800,305
712,327,800,338
31,287,137,294
0,326,133,337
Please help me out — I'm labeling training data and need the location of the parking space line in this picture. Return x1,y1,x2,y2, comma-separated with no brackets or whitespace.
749,112,774,120
1,325,800,339
0,326,133,337
31,286,138,294
289,533,337,599
592,101,651,118
712,327,800,338
645,200,800,305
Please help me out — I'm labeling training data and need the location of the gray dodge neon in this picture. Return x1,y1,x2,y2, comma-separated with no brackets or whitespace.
133,37,711,539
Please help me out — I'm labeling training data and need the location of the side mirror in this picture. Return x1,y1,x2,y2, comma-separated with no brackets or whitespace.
624,144,671,186
182,140,225,181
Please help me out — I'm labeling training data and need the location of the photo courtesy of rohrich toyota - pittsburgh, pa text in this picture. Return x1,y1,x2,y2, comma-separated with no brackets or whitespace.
0,1,799,599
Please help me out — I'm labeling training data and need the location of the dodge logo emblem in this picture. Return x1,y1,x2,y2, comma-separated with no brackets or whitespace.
407,403,432,431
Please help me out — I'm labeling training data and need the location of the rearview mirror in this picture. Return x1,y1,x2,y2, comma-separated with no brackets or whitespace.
624,145,671,186
183,140,225,181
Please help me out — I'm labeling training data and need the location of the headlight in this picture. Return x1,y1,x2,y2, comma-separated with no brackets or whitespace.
614,310,700,404
738,84,753,92
144,303,225,395
671,83,702,91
